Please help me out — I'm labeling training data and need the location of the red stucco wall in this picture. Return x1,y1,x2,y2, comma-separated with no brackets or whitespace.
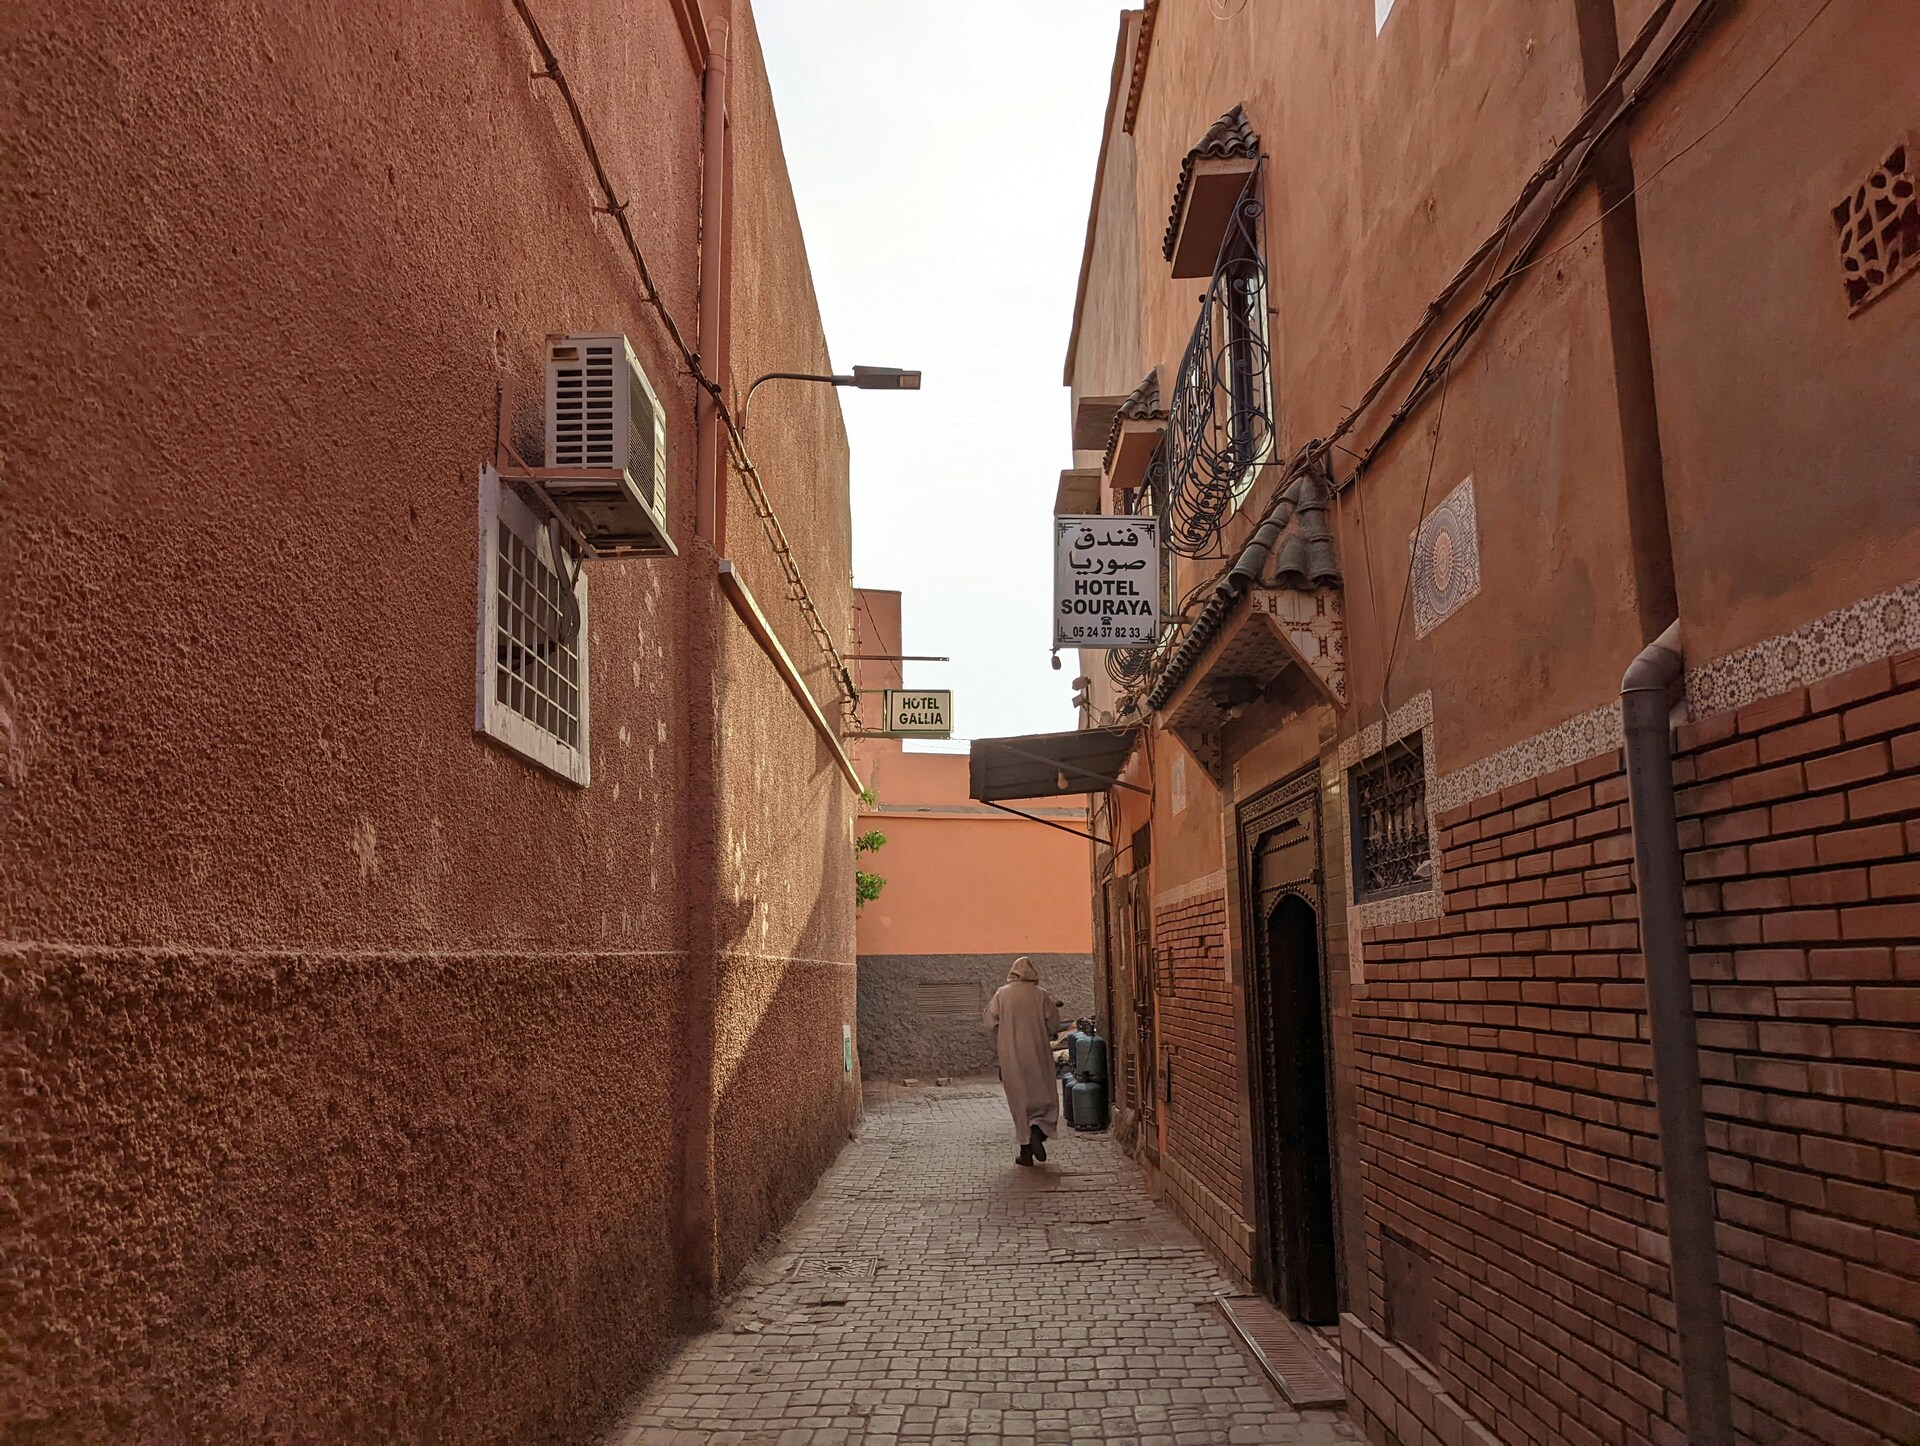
1,1,858,1440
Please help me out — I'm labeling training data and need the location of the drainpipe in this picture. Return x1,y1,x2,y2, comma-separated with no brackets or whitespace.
679,5,731,1321
695,13,731,549
1620,621,1733,1446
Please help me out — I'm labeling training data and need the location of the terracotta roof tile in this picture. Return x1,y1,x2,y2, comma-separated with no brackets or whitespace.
1162,104,1260,263
1102,370,1168,472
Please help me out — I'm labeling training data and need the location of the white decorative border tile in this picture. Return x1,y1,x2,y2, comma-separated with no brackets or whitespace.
1154,868,1227,912
1334,689,1432,771
1685,580,1920,721
1410,476,1482,639
1431,700,1624,816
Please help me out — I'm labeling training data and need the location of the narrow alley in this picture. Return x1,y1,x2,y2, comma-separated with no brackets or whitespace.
605,1084,1360,1446
8,2,1919,1444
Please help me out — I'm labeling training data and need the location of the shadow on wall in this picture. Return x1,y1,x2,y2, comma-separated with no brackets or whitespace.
3,935,866,1446
1,946,691,1446
856,953,1096,1080
708,819,864,1287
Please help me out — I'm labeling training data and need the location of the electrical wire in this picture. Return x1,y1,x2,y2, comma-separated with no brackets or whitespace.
1135,0,1736,710
510,0,859,711
1498,0,1838,289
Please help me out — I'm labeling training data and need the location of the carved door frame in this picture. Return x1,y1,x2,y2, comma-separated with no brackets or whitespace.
1236,762,1344,1316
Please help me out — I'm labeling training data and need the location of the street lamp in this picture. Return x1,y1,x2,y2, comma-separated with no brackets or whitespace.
740,366,922,432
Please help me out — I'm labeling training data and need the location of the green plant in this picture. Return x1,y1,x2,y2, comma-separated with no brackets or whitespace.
854,795,887,908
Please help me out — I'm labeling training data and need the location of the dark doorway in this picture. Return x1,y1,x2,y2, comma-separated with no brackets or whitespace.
1256,893,1339,1323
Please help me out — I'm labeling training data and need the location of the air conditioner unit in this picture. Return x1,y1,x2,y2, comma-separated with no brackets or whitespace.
543,334,676,556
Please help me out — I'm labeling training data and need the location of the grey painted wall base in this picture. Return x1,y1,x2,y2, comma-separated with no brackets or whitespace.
857,953,1095,1081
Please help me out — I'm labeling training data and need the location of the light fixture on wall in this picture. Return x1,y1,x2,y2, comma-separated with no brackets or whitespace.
740,366,922,432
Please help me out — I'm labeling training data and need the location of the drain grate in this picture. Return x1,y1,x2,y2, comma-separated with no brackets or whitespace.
1215,1293,1346,1408
789,1256,879,1282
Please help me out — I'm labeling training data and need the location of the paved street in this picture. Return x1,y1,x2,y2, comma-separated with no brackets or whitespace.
603,1082,1359,1445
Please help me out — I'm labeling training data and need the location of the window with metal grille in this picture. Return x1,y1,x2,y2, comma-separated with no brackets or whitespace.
1350,735,1428,900
475,466,590,786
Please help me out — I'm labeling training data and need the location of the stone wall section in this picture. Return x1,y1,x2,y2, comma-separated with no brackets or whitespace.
1346,650,1920,1446
856,953,1093,1081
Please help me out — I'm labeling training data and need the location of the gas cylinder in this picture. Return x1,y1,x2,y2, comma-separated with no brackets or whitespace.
1077,1026,1109,1085
1071,1076,1109,1131
1062,1023,1090,1075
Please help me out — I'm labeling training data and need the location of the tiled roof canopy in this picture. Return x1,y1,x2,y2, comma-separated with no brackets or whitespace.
1162,105,1261,264
1260,468,1342,589
1101,370,1168,473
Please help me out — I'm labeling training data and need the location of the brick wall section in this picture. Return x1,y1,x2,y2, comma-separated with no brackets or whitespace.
1153,890,1252,1281
1673,651,1920,1446
1356,750,1669,1446
1348,651,1920,1446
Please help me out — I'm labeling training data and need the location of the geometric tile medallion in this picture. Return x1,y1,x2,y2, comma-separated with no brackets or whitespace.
1411,475,1481,638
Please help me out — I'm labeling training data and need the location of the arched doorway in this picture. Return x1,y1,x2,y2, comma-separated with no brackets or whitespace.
1239,765,1342,1325
1258,892,1339,1323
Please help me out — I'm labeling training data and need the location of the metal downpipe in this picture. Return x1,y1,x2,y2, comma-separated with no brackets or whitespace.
1621,620,1733,1446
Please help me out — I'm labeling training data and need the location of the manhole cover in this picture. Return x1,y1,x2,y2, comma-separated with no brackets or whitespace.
790,1257,879,1281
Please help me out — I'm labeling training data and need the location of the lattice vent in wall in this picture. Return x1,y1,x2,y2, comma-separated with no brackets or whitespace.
1835,141,1919,314
915,981,984,1019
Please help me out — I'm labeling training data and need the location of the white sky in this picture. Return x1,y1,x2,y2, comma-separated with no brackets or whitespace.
756,1,1121,745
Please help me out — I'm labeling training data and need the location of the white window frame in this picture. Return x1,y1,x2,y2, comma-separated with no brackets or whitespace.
475,464,591,786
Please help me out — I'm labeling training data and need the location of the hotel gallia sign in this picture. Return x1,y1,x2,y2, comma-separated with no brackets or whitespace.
883,689,952,737
1054,515,1160,648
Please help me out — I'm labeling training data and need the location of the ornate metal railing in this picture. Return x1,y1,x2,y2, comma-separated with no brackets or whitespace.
1163,171,1274,558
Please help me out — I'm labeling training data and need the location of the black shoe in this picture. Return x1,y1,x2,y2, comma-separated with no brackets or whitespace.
1016,1145,1035,1166
1030,1125,1048,1163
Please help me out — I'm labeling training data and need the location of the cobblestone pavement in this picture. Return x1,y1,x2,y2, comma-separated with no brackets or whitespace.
603,1081,1360,1445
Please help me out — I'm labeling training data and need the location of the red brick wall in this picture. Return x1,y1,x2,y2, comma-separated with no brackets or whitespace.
1154,889,1253,1279
1675,652,1920,1445
1351,652,1920,1446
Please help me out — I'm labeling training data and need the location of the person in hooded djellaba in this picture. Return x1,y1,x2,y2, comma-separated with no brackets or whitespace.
983,956,1063,1165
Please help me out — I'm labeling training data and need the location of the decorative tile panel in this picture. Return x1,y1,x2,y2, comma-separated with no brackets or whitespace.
1249,585,1347,704
1686,580,1920,721
1410,476,1482,639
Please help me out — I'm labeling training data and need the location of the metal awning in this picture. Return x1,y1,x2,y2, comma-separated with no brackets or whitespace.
969,725,1143,803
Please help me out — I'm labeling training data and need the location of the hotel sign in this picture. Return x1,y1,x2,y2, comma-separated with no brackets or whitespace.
1054,515,1160,649
883,689,952,737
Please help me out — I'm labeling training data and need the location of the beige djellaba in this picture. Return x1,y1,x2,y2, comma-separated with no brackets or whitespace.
983,957,1063,1145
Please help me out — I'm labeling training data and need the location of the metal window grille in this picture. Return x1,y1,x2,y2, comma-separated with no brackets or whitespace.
1162,171,1275,558
494,521,582,748
1351,736,1428,899
475,466,590,786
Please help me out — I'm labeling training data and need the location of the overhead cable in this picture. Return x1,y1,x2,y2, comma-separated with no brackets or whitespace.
510,0,859,711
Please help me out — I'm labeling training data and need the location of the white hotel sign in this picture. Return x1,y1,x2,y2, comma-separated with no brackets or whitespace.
882,689,952,737
1054,515,1161,649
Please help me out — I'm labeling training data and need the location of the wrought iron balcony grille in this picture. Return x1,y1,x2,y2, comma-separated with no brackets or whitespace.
1351,737,1430,900
1164,168,1275,559
1104,437,1174,692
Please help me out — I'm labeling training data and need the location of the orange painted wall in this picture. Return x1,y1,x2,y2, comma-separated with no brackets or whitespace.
854,750,1092,956
849,589,1092,958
